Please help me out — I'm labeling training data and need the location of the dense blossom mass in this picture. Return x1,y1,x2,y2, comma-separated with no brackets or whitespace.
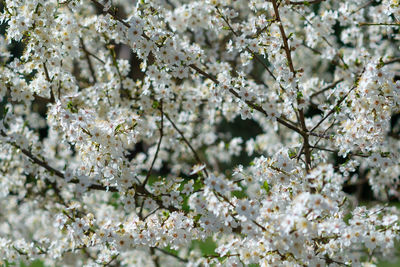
1,0,400,266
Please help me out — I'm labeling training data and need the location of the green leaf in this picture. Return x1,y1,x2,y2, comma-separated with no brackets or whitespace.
114,123,123,135
231,189,246,199
262,181,270,193
377,57,385,69
162,210,170,217
152,101,160,109
288,149,297,159
66,101,78,113
296,91,303,100
192,237,217,256
181,195,190,212
193,214,202,222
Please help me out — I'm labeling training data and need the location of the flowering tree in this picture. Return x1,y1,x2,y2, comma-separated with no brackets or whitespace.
1,0,400,266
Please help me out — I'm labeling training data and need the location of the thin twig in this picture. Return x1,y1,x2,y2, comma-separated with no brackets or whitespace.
310,79,344,99
266,0,325,5
88,0,306,138
150,248,161,267
359,22,400,26
142,101,164,187
309,119,335,154
164,112,209,177
216,7,276,80
310,84,357,133
1,130,119,193
271,0,312,172
310,146,369,157
289,0,325,5
153,247,189,263
80,38,97,83
43,62,55,102
384,57,400,65
350,0,374,15
189,64,304,135
89,0,129,27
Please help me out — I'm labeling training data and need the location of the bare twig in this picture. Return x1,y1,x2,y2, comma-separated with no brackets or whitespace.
153,247,189,263
359,22,400,26
89,0,129,27
189,64,304,135
350,0,374,15
310,146,369,157
266,0,326,5
384,57,400,65
289,0,325,5
142,101,164,187
216,7,276,80
150,248,161,267
80,38,97,83
271,0,312,172
310,79,344,99
0,130,119,193
310,84,357,133
43,62,55,102
164,112,209,177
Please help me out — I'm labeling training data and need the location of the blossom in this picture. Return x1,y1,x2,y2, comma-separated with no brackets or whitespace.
0,0,399,266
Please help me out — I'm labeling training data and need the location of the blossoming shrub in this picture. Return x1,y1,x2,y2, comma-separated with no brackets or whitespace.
1,0,400,266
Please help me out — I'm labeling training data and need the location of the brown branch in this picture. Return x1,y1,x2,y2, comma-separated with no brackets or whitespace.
384,57,400,65
309,119,335,154
153,247,188,263
350,0,374,14
289,0,325,5
216,7,276,80
2,131,183,223
79,45,105,64
310,79,344,99
266,0,325,5
89,0,129,27
293,10,348,69
80,38,97,83
271,1,296,74
1,130,118,193
142,102,164,186
88,0,305,138
359,22,400,26
310,84,357,133
189,64,304,135
143,207,160,221
139,104,164,218
43,62,55,102
310,146,370,158
163,112,209,177
271,0,312,172
33,94,54,104
150,248,161,267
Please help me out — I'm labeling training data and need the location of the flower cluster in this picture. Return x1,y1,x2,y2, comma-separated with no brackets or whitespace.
0,0,400,266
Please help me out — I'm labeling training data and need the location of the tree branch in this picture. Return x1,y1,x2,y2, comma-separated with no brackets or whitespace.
271,0,312,172
80,38,97,83
289,0,325,5
142,101,164,186
310,79,344,99
164,112,209,177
